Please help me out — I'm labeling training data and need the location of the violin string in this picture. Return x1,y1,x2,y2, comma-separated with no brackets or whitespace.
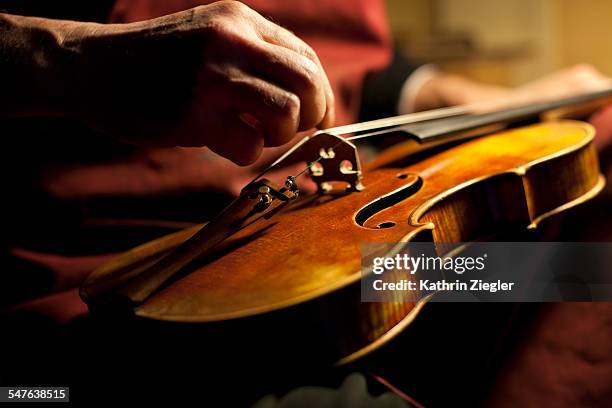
323,104,472,137
284,86,612,184
293,160,319,179
324,84,612,139
284,104,477,181
256,101,476,186
285,105,487,181
288,111,448,181
291,138,348,180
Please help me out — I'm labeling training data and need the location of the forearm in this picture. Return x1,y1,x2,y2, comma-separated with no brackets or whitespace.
407,65,610,113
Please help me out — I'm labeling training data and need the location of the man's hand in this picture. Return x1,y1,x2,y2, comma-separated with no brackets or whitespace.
403,64,612,152
408,64,610,113
1,1,335,166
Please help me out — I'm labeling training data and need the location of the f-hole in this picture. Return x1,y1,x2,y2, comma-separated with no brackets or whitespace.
355,175,423,227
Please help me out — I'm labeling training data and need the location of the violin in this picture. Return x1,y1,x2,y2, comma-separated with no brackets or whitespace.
80,88,612,365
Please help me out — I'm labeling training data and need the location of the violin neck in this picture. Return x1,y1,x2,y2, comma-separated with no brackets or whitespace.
325,87,612,145
400,87,612,143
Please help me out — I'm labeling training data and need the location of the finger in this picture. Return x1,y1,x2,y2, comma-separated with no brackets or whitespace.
240,40,328,132
254,20,336,128
206,116,265,166
250,130,311,168
319,84,336,129
228,76,301,147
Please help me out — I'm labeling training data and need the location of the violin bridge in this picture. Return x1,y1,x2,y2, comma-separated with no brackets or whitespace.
305,132,364,194
250,132,364,195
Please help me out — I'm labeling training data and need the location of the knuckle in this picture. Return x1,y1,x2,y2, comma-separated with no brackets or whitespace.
214,0,249,15
280,93,300,118
264,93,299,145
300,59,319,85
204,17,231,40
192,5,207,15
225,75,248,91
293,64,326,123
569,63,597,77
293,61,320,96
204,22,251,53
301,45,318,62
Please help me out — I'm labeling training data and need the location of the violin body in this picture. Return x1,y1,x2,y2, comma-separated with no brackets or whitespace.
81,120,603,364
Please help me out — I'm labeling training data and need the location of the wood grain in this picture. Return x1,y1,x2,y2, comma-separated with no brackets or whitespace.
81,120,603,363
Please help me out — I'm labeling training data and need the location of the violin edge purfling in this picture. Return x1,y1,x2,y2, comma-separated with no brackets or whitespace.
80,106,606,365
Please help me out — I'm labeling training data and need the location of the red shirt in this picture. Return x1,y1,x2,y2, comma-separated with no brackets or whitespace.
110,0,392,125
5,0,393,322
